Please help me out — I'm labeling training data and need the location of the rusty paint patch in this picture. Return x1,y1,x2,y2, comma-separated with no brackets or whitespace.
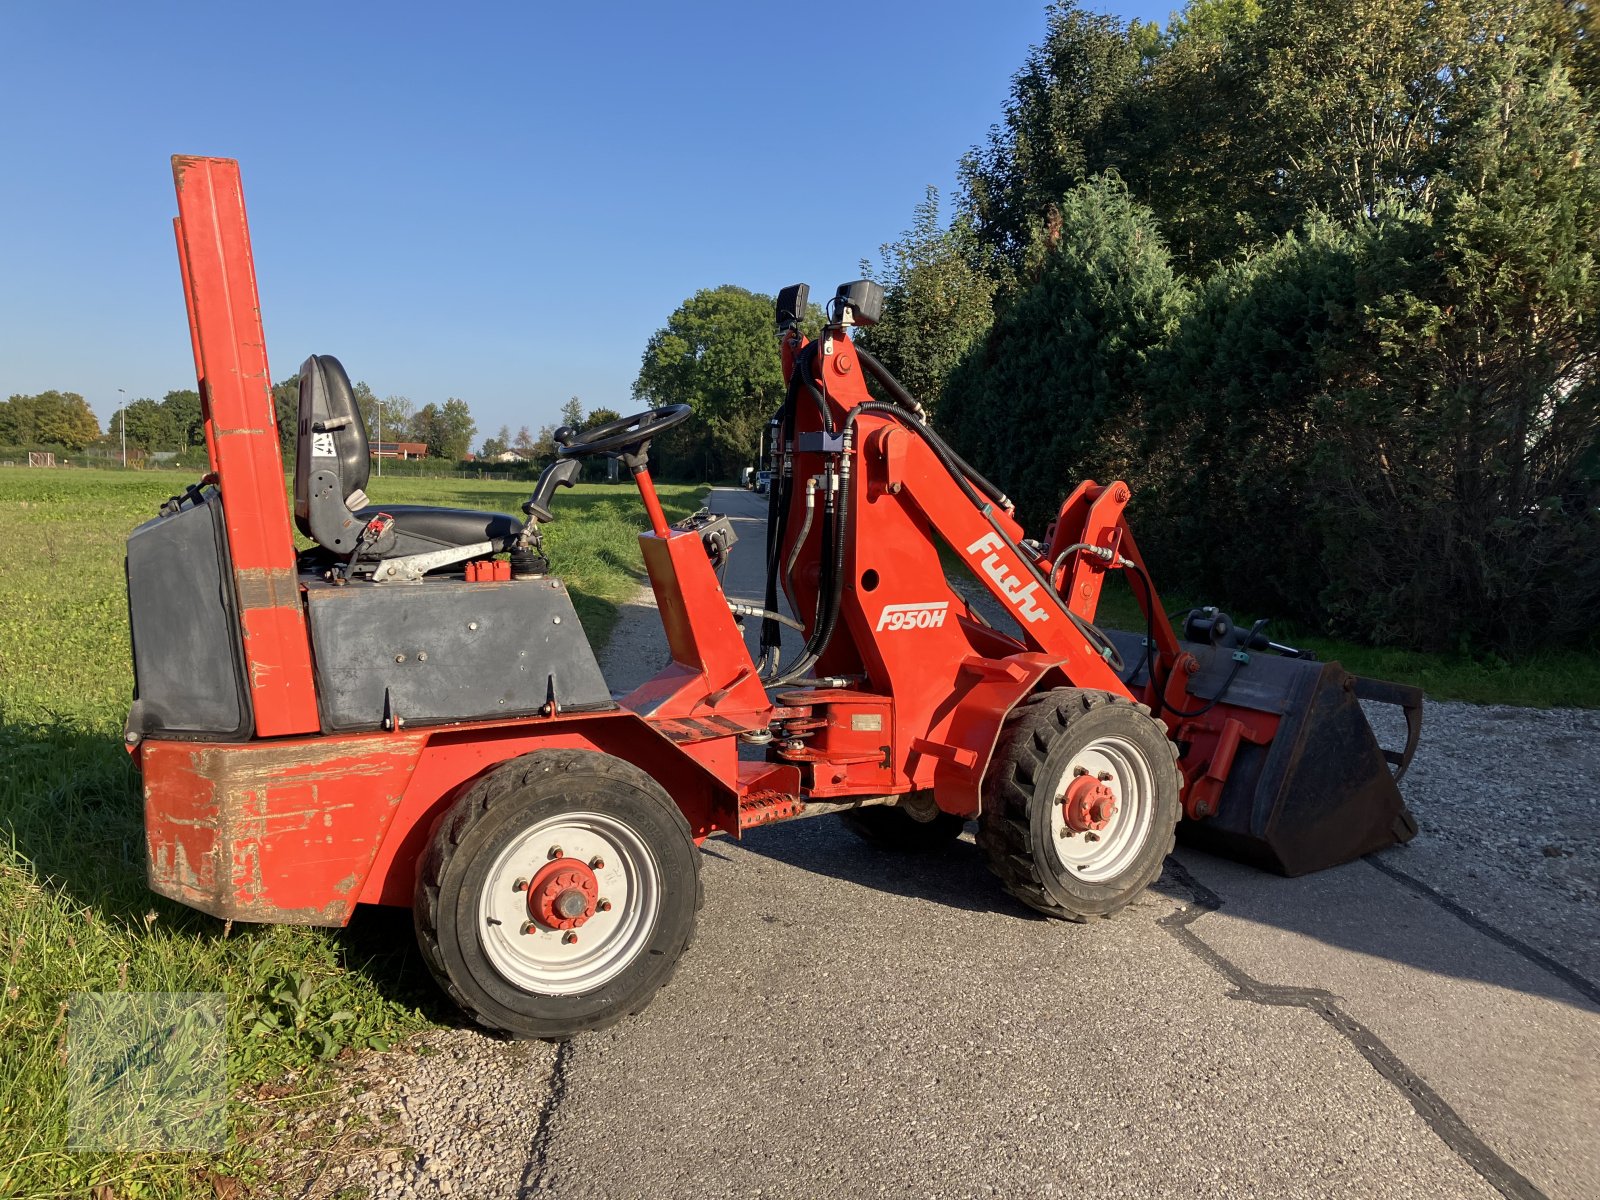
143,733,428,927
233,566,301,611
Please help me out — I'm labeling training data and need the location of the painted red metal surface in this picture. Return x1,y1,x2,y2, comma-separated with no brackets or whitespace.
142,707,750,924
634,465,672,537
171,156,318,736
1047,480,1131,621
765,329,1134,816
622,530,770,722
1063,773,1118,832
142,732,428,926
143,154,1310,937
525,857,599,930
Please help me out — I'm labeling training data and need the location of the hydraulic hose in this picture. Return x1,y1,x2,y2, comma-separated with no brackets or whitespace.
844,401,1123,672
797,341,834,434
853,345,926,419
773,457,851,686
783,475,819,587
760,369,803,672
853,348,1013,512
1122,562,1243,719
727,599,805,632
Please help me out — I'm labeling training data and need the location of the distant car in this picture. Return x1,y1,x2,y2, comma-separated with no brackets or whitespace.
755,470,772,494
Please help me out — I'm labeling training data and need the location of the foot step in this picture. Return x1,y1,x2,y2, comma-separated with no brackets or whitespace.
739,790,803,831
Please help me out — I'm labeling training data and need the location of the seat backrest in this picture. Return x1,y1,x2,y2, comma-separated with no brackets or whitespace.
294,355,372,551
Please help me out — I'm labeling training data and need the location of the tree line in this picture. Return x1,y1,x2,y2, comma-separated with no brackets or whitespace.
634,0,1599,656
5,377,634,479
3,381,491,464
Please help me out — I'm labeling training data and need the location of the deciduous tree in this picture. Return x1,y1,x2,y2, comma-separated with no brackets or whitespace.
634,285,814,479
0,391,100,450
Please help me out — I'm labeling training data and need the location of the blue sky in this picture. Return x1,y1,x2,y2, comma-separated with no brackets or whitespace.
0,1,1171,439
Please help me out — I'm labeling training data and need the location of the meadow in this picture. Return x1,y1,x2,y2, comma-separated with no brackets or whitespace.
0,468,702,1198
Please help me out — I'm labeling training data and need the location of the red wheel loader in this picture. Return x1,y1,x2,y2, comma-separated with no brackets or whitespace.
130,158,1423,1039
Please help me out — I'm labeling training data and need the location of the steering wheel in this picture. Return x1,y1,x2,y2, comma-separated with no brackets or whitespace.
556,404,693,458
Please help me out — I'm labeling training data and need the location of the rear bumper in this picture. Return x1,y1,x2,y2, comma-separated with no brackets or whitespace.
141,734,427,927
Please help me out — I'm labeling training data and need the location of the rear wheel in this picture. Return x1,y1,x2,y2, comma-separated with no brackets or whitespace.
415,749,700,1039
978,689,1180,921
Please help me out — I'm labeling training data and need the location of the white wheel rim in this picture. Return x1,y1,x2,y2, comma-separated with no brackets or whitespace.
477,812,661,996
1049,734,1156,883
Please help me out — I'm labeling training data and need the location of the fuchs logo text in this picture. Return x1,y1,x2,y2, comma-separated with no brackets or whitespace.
965,532,1050,624
876,602,950,632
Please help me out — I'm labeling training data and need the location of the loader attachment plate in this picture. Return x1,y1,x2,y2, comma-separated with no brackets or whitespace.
1109,632,1423,876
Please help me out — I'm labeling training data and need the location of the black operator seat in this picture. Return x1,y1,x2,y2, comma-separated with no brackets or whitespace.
293,355,520,563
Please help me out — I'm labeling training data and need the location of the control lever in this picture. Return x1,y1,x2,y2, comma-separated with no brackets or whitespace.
523,458,582,524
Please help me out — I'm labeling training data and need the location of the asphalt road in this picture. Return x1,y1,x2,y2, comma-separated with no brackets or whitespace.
306,486,1599,1200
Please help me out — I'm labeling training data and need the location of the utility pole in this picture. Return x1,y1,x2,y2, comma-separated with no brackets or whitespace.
117,388,127,467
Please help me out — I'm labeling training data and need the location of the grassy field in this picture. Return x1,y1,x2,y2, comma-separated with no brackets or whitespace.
0,468,701,1199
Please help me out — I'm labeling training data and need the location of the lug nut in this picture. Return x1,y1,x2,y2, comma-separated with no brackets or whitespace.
1072,766,1088,777
589,857,605,870
562,932,579,945
597,899,612,913
548,846,564,860
1085,832,1101,843
521,921,537,935
513,878,529,892
1098,771,1114,783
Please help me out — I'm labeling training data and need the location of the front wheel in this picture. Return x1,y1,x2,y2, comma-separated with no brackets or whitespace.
415,749,701,1039
977,689,1180,921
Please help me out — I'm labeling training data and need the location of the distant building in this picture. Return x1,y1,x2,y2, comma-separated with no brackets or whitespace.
371,441,428,460
491,450,529,463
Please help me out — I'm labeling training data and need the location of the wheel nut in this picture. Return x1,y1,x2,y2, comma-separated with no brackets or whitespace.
597,899,612,913
1085,831,1101,843
1072,766,1089,777
589,857,605,870
548,846,563,860
562,931,579,945
513,878,529,892
521,921,537,935
1098,771,1114,782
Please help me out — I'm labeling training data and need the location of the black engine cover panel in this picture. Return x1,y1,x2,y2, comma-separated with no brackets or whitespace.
304,576,613,732
125,488,252,740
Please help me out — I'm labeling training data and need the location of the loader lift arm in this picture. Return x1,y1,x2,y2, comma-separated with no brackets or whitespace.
764,286,1421,876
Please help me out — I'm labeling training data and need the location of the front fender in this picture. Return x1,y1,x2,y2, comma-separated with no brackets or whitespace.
929,653,1072,818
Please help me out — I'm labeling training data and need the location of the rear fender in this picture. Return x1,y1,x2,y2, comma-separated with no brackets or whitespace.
361,711,739,908
142,710,738,927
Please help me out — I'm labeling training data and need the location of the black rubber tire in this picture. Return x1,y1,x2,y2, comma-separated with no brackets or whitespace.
838,804,967,852
414,749,701,1040
977,689,1181,921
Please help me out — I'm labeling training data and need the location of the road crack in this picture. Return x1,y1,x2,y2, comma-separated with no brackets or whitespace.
518,1039,573,1196
1158,859,1548,1200
1363,853,1600,1006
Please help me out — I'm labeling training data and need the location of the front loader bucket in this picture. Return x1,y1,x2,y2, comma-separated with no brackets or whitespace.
1111,633,1423,876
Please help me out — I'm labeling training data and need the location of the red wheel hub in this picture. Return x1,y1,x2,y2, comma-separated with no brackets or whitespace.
526,858,599,930
1062,774,1117,833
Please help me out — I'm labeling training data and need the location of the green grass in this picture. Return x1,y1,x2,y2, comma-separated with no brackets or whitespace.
0,468,701,1198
